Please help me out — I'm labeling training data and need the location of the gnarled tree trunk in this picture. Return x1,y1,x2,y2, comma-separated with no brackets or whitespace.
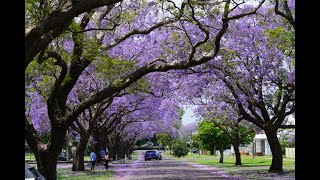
37,151,60,180
72,135,89,171
232,142,242,165
35,126,67,180
266,130,283,172
94,142,104,164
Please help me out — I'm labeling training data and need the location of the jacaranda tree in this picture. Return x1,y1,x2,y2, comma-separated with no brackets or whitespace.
26,1,269,179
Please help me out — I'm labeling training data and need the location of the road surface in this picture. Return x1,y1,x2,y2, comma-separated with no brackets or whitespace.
112,150,241,180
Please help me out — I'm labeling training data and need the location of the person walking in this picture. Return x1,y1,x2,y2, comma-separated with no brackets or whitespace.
99,148,106,163
104,151,109,170
90,150,97,170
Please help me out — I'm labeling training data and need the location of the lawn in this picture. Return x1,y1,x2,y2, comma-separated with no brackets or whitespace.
163,151,294,167
25,153,90,162
191,155,295,167
164,151,295,179
25,153,36,161
57,168,115,180
130,151,138,160
56,151,138,180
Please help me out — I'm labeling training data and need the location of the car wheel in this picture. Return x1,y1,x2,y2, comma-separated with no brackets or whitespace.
145,159,147,161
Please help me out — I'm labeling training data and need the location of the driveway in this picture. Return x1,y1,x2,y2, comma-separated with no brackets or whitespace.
112,150,241,180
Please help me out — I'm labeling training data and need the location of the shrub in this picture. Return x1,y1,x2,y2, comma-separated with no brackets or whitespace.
172,139,189,158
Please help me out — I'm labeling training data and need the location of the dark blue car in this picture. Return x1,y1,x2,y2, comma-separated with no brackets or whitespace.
144,150,162,161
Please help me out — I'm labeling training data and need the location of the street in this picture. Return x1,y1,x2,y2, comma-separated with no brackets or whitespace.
112,150,240,180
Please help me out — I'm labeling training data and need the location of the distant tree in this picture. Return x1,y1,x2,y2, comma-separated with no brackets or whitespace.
278,129,295,156
172,139,189,158
197,121,229,163
156,133,171,152
196,106,255,165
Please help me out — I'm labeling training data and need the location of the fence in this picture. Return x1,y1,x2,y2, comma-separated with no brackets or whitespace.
285,148,295,158
215,149,231,156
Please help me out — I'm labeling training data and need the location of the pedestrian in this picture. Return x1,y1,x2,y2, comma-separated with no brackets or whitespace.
90,149,96,170
99,148,106,163
104,151,109,170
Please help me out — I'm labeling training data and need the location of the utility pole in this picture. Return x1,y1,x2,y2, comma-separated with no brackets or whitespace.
252,140,255,159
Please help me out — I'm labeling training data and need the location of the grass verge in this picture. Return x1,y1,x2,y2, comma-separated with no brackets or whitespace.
164,151,295,179
57,168,115,180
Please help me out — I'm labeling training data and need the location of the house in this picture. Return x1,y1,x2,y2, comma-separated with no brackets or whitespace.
251,133,272,156
231,133,273,156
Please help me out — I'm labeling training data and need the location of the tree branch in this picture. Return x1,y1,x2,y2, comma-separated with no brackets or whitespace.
279,124,295,129
274,0,295,28
101,18,178,50
25,0,122,68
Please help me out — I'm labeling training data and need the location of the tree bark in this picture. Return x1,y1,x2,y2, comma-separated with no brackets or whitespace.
35,126,67,180
266,130,283,172
94,142,104,164
108,147,116,161
219,147,224,163
25,0,122,68
232,143,242,165
36,151,59,180
72,135,89,171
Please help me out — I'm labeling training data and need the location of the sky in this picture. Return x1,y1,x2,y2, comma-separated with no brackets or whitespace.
181,107,198,125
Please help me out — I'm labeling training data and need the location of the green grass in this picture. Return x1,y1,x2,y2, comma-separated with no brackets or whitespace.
164,151,294,170
163,151,213,159
131,151,138,160
164,151,294,167
192,156,295,167
57,168,115,180
84,156,90,161
111,151,138,164
164,152,295,179
25,153,36,161
25,153,90,162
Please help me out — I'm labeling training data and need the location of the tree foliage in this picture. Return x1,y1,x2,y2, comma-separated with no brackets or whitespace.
197,121,230,152
171,139,189,158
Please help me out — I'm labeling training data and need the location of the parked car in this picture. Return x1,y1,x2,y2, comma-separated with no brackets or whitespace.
25,164,45,180
144,150,162,161
58,151,72,161
58,152,67,161
193,149,199,154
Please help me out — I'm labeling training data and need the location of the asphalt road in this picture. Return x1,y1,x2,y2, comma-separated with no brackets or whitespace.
112,150,241,180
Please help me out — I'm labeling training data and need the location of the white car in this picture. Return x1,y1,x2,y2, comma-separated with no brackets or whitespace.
25,164,45,180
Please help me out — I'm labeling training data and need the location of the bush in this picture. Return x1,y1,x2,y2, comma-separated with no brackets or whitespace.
172,139,189,158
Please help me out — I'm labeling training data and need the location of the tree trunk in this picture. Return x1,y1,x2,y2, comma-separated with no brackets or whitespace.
266,130,283,172
36,127,67,180
94,142,103,164
110,149,116,161
233,143,242,165
36,151,60,180
72,135,89,171
219,147,224,163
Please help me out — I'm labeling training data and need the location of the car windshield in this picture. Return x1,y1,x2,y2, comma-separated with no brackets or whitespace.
146,151,156,154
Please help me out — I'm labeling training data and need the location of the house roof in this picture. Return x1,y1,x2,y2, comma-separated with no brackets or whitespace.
254,133,280,140
254,133,267,140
